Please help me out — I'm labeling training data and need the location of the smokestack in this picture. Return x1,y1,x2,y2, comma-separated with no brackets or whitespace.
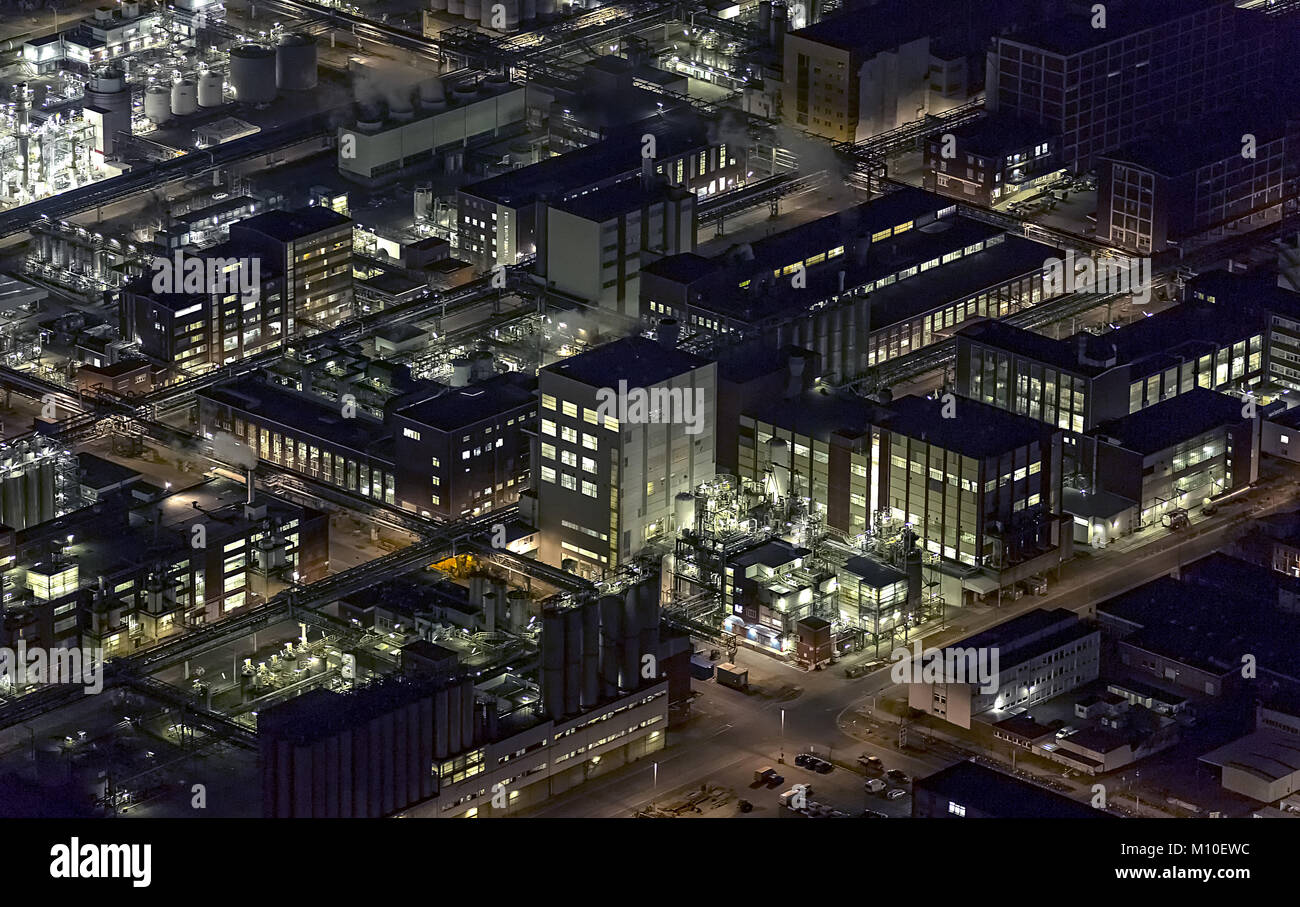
245,466,255,505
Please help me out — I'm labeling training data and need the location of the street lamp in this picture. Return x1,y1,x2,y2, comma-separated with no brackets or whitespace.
779,709,785,764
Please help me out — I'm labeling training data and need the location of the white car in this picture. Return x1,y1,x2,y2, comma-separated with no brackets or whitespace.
864,779,886,793
885,788,907,800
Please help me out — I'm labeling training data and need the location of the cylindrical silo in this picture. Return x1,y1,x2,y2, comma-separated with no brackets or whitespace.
522,0,536,21
465,0,481,20
197,70,223,107
758,0,773,39
433,685,450,758
507,590,529,634
448,0,463,13
484,0,519,30
581,598,600,708
621,587,641,691
542,611,564,719
537,0,555,15
229,43,278,105
563,607,582,716
430,0,446,8
674,492,696,533
170,78,197,116
276,32,318,91
461,680,475,747
638,580,660,682
446,679,463,754
599,594,621,698
143,85,170,124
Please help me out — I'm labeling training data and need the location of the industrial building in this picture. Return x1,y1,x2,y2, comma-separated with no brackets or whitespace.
1097,106,1299,254
1071,389,1259,545
985,0,1275,170
535,334,716,576
0,477,328,657
545,171,696,317
642,188,1063,382
913,760,1107,818
456,110,742,272
227,206,355,331
389,372,537,520
904,608,1100,728
922,113,1061,208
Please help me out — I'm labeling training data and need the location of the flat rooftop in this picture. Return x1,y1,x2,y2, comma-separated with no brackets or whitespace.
461,110,712,207
999,0,1228,56
231,206,351,242
879,393,1051,459
198,376,391,457
915,760,1106,818
544,335,711,389
394,372,536,432
949,607,1095,667
1089,388,1245,456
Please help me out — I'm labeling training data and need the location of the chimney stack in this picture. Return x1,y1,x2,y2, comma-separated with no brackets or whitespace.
245,466,256,505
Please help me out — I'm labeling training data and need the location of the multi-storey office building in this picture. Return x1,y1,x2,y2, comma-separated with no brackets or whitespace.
985,0,1274,170
389,373,536,521
535,337,716,576
227,206,354,330
922,113,1060,207
642,188,1063,383
1097,110,1298,253
120,243,289,375
457,111,742,272
546,175,695,318
905,608,1100,728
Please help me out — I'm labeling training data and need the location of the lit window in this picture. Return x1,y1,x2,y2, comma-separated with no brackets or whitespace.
542,419,556,436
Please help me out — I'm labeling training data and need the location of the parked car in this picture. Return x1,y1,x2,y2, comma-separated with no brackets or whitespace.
858,754,884,772
1023,575,1048,596
795,753,810,766
865,778,887,793
812,758,833,774
886,788,907,800
861,808,890,818
886,770,911,785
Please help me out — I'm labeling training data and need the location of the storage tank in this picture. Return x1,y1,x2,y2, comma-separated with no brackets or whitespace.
758,0,773,38
581,599,600,709
523,0,536,21
170,78,197,116
563,607,582,716
229,43,277,104
598,594,622,698
469,349,494,382
484,0,519,30
621,587,641,691
143,84,170,124
465,0,481,21
537,0,555,14
430,0,446,8
450,80,479,104
83,67,131,154
276,32,318,91
674,492,696,533
637,579,660,682
450,357,472,386
197,70,223,107
542,611,565,719
448,0,463,13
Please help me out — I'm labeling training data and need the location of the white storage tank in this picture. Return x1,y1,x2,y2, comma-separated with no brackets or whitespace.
197,70,223,107
229,43,277,105
170,78,197,116
143,84,171,124
276,32,318,91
